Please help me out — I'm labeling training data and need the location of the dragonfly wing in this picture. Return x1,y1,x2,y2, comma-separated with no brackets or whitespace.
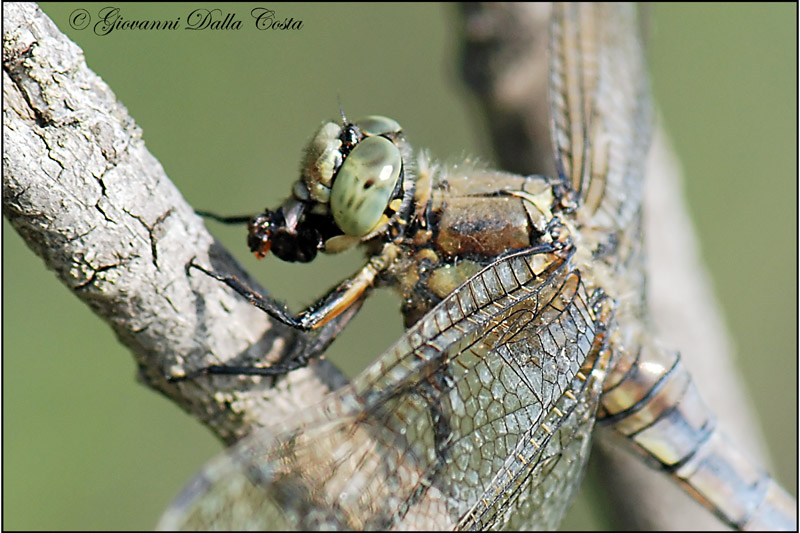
159,246,606,530
158,436,295,530
549,2,653,229
458,314,610,531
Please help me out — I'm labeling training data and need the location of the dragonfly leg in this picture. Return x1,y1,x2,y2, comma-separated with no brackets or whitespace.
195,210,254,225
170,290,364,381
177,353,313,380
291,243,400,330
181,243,400,379
188,259,304,329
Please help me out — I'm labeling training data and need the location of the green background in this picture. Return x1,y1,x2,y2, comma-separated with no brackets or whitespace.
5,3,796,530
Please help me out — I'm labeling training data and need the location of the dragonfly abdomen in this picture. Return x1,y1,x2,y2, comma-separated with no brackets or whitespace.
598,337,796,530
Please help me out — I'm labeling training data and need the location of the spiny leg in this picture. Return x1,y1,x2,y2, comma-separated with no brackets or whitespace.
188,260,304,330
181,243,399,379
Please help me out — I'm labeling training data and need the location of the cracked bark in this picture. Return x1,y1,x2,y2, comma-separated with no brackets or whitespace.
3,2,778,531
3,2,349,447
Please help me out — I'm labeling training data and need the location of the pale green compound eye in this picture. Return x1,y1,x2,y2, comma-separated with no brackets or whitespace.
356,115,402,137
330,136,402,237
302,122,342,197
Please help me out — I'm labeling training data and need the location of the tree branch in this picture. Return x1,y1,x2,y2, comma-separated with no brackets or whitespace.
3,2,348,447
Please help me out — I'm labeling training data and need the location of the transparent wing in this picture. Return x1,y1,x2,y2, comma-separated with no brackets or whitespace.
158,246,607,530
549,2,653,230
457,314,611,531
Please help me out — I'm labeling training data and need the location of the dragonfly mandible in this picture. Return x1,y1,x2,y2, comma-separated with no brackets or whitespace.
159,3,796,530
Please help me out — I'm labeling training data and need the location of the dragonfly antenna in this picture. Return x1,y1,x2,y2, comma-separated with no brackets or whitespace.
337,96,349,125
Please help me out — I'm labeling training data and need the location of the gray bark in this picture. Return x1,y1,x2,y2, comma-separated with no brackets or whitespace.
3,2,348,447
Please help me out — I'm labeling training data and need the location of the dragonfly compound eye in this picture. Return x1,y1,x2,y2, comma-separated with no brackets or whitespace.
355,115,403,138
302,122,344,204
330,135,402,237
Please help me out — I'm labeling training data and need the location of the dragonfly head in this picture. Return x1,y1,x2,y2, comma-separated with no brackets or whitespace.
248,115,415,263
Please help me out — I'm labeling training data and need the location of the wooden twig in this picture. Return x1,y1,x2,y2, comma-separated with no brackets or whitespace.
3,2,348,448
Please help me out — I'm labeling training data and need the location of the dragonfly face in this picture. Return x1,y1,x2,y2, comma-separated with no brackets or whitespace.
161,3,796,531
247,116,412,264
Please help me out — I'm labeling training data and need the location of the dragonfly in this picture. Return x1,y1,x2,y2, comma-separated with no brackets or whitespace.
159,3,796,530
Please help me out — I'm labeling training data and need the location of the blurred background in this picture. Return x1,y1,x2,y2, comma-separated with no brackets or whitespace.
5,3,795,530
